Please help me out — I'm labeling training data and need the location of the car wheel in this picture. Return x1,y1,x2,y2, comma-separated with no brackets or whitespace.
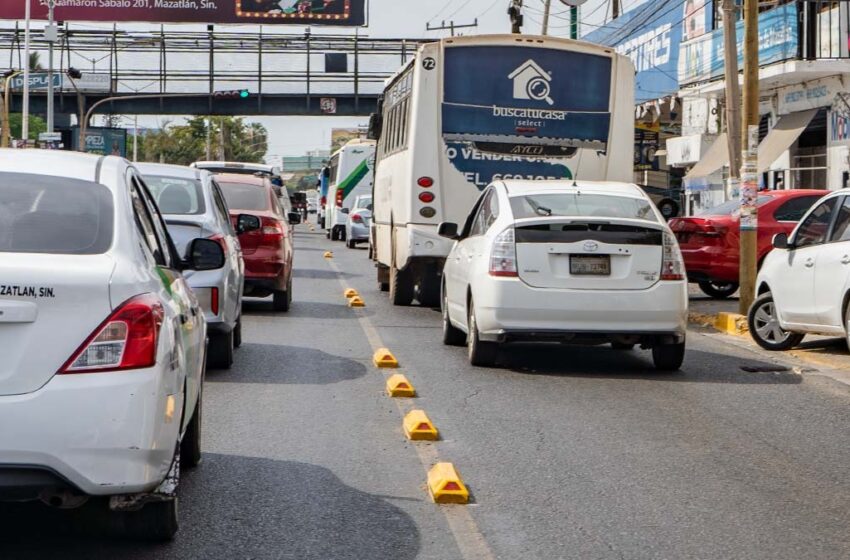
652,340,685,371
346,238,355,249
467,299,498,367
442,287,466,346
658,199,679,219
180,385,203,469
233,316,242,349
698,281,739,299
611,342,635,350
339,228,347,242
207,330,234,370
124,499,179,541
390,264,415,306
415,272,441,307
748,292,804,350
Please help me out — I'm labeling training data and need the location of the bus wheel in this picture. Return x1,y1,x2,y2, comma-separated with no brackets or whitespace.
415,271,441,308
390,264,415,306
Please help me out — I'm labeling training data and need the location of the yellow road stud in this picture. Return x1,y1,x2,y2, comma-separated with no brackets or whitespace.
427,462,469,504
403,410,438,441
344,288,359,299
348,296,366,308
373,348,399,368
323,251,333,258
386,373,415,397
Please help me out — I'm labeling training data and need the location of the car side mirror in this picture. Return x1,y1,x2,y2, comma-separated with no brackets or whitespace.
288,212,302,225
341,207,350,214
773,232,790,249
236,214,261,235
185,238,225,271
366,204,373,211
438,222,460,240
367,112,383,141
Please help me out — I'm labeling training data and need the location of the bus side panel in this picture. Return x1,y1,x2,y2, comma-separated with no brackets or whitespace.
605,56,636,183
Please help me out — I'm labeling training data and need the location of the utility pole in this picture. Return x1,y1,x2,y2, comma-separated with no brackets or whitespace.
739,0,759,314
218,117,226,161
22,0,31,144
722,0,742,200
133,114,138,162
205,117,212,161
612,0,619,19
570,3,578,39
542,0,552,35
509,0,523,34
46,0,56,134
426,19,478,37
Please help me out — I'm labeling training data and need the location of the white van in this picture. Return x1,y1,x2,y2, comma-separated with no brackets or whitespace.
326,139,376,241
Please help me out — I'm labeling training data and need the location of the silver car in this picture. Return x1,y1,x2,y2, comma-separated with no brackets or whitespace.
137,163,246,369
345,194,372,249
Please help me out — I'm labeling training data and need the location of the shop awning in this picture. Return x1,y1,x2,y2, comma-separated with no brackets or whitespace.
684,133,729,180
757,109,817,173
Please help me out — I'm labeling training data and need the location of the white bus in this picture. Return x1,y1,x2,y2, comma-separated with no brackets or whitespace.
370,34,635,306
325,139,376,241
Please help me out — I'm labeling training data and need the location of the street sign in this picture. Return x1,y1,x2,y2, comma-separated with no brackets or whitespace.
8,73,62,91
38,132,62,142
69,73,110,93
321,98,338,115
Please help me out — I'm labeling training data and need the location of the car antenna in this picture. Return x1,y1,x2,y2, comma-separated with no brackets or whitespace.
571,145,584,187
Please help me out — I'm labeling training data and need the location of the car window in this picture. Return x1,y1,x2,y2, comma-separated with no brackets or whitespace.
829,197,850,242
460,191,487,239
0,172,114,255
794,198,837,248
144,175,205,215
211,183,236,235
469,190,495,237
774,196,823,222
510,192,657,222
129,177,166,266
356,196,373,209
134,176,175,268
218,181,270,211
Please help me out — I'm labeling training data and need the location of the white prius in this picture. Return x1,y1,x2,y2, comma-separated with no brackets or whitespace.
0,150,225,540
439,180,688,370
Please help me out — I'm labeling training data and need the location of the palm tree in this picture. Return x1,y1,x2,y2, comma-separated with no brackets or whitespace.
28,52,43,71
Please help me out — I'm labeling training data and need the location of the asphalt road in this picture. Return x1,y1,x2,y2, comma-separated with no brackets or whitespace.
3,220,850,559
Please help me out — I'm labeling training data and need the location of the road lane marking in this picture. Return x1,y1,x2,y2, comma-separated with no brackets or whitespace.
326,256,496,560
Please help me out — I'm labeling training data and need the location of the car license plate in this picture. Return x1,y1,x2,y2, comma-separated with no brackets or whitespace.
570,255,610,275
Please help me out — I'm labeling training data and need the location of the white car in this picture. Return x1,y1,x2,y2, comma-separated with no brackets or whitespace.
0,150,223,540
439,181,689,370
748,190,849,350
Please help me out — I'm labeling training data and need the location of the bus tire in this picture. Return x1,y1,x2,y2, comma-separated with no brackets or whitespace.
390,264,415,306
416,272,441,308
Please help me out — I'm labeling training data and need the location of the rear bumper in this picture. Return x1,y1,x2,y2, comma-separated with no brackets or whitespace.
0,368,179,498
680,246,738,283
244,277,284,296
347,222,370,241
472,278,688,341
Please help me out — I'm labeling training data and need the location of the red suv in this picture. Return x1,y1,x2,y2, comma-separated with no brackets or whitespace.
669,190,829,298
217,174,298,311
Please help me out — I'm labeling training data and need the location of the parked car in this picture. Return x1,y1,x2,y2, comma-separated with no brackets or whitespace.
668,190,829,298
137,163,246,369
216,173,299,312
0,150,223,539
749,191,850,350
191,161,286,198
345,194,373,249
439,180,688,371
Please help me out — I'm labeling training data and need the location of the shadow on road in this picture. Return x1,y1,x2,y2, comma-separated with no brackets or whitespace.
208,343,368,384
502,345,802,385
292,268,361,280
0,455,421,560
242,299,372,319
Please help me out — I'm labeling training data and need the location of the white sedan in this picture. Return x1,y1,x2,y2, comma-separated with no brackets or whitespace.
439,181,689,370
0,150,223,540
748,190,849,350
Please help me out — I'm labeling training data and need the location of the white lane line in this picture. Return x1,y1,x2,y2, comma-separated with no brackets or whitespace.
327,256,496,560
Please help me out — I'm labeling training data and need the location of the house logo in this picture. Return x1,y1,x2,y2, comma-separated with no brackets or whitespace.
508,59,554,106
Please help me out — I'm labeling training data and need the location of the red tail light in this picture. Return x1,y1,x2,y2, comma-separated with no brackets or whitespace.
417,177,434,188
210,287,220,316
59,294,164,374
336,189,344,208
320,196,327,207
489,228,518,277
351,213,364,224
419,192,435,203
261,217,285,244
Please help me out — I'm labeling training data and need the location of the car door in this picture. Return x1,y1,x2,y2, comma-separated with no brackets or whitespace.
814,195,850,328
456,189,497,320
774,196,838,327
211,180,244,325
445,192,488,322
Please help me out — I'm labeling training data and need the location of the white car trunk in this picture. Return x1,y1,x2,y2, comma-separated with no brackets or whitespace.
514,218,665,291
0,254,115,396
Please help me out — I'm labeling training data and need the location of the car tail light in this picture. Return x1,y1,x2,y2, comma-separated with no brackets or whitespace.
351,213,364,224
419,192,435,203
661,231,686,281
489,227,518,277
320,196,327,207
210,287,220,316
208,233,227,251
417,177,434,188
336,189,344,208
59,294,164,374
261,217,285,243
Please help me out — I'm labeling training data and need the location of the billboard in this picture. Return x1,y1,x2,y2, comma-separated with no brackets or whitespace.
0,0,366,26
71,127,128,158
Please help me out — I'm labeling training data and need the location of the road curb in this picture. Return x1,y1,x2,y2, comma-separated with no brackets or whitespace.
689,311,748,336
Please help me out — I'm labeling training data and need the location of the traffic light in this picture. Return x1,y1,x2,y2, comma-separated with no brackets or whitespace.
213,89,250,99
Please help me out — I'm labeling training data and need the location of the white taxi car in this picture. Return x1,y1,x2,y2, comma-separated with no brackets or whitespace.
440,181,688,370
0,150,222,540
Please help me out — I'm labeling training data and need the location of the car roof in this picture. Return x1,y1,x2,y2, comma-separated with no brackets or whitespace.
136,162,207,180
501,180,648,198
192,161,276,173
214,173,268,187
0,148,117,184
760,189,831,197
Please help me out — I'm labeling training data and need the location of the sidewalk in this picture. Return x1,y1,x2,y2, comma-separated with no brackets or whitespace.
687,285,850,378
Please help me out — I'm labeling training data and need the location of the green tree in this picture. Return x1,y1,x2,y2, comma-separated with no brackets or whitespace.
138,117,268,165
28,52,43,71
8,113,46,141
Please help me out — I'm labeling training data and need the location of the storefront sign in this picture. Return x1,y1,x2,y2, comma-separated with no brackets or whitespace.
678,3,798,86
829,110,850,145
0,0,366,26
778,77,842,115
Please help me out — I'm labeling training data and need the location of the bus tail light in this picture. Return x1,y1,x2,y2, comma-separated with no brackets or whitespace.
417,177,434,188
59,294,164,374
489,228,518,277
336,189,344,207
419,192,435,203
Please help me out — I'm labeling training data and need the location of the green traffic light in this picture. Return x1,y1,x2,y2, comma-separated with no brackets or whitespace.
240,90,249,98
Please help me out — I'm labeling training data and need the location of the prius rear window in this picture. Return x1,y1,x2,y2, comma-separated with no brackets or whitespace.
510,193,657,222
0,172,114,255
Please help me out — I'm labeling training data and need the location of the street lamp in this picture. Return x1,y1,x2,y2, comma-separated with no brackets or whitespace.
2,69,23,148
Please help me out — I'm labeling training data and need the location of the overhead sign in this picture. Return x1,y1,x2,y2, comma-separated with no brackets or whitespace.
70,72,111,93
8,73,62,91
678,3,797,86
0,0,366,25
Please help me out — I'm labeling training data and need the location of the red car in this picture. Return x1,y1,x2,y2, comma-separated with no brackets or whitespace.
669,189,829,298
216,174,299,311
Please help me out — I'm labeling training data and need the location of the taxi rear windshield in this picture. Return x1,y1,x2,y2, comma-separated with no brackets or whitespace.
0,172,114,255
510,193,658,222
